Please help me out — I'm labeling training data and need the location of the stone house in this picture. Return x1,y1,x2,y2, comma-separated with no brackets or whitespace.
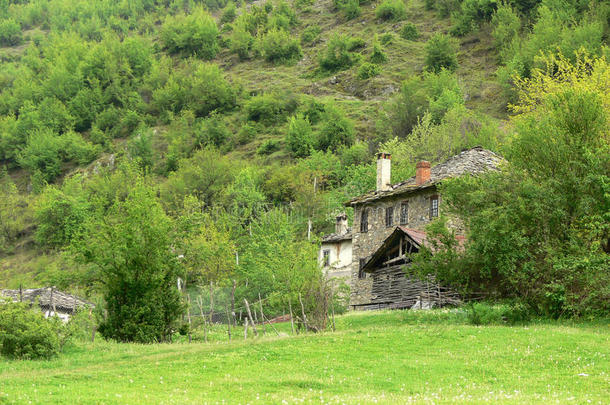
319,213,352,280
344,147,503,309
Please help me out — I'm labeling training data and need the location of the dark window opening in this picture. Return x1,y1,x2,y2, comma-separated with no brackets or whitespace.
430,195,439,218
322,250,330,267
385,207,394,227
400,202,408,225
360,209,368,233
358,258,367,279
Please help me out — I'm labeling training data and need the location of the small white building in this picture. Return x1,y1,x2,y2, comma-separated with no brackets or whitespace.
319,214,352,280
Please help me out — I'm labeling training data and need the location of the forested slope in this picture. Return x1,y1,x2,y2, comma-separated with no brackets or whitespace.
0,0,607,317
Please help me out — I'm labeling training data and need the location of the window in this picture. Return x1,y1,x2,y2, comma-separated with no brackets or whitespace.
385,206,394,227
430,195,439,218
322,250,330,267
358,258,367,279
360,209,368,233
400,201,408,224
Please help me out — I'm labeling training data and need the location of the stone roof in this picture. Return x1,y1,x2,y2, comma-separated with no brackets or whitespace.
1,288,94,313
346,147,504,206
321,228,352,243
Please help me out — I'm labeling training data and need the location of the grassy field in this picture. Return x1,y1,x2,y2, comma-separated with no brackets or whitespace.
0,310,608,404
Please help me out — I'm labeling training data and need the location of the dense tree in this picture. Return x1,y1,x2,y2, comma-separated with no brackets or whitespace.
74,184,183,343
413,55,610,317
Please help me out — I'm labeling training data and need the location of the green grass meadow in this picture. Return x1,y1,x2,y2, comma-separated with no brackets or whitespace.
0,310,608,404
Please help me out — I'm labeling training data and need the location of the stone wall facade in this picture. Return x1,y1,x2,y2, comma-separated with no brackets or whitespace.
350,186,452,307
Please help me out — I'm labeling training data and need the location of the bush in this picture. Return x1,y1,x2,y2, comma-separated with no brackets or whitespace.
301,25,321,45
235,122,258,145
319,34,359,72
370,38,387,64
245,93,297,123
197,114,231,147
317,105,355,152
451,0,498,36
257,139,282,155
34,179,89,248
160,8,219,59
230,22,255,60
425,33,458,72
286,113,315,158
261,28,302,64
153,63,237,118
491,3,520,54
0,302,61,359
380,33,394,45
342,0,362,20
400,22,419,40
466,303,505,325
18,130,63,182
358,62,381,79
0,19,22,46
376,0,407,21
220,2,237,24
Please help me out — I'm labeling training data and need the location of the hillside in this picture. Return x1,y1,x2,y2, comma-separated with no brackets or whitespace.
0,0,607,314
1,310,608,404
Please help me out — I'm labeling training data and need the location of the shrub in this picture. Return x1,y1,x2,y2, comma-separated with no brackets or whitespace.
0,19,22,46
491,3,520,53
376,0,407,21
370,37,387,64
301,25,321,45
34,179,89,248
220,2,237,24
160,8,219,59
235,122,258,145
230,22,255,60
197,114,231,147
18,130,63,182
451,0,498,36
380,33,394,45
317,105,355,152
466,303,505,325
286,113,315,158
261,28,302,64
0,302,61,359
425,33,458,72
319,34,359,72
342,0,362,20
400,22,419,40
358,62,381,79
245,93,296,123
153,63,237,118
257,139,282,155
347,37,366,51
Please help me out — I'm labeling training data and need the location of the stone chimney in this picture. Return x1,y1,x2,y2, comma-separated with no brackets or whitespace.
416,161,431,186
376,152,392,192
335,213,348,235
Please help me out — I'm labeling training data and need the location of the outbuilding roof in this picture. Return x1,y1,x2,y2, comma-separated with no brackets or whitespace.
321,228,352,243
346,147,503,206
1,288,94,312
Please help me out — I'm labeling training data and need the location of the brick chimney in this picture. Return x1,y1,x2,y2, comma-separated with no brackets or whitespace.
335,213,348,235
416,161,431,186
376,152,392,192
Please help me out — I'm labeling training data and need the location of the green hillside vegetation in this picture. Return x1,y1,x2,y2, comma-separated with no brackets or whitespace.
0,0,608,338
0,310,608,404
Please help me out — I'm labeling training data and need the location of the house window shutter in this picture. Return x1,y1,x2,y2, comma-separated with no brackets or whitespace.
358,258,367,279
385,207,394,227
360,209,368,233
430,195,439,218
400,202,408,224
